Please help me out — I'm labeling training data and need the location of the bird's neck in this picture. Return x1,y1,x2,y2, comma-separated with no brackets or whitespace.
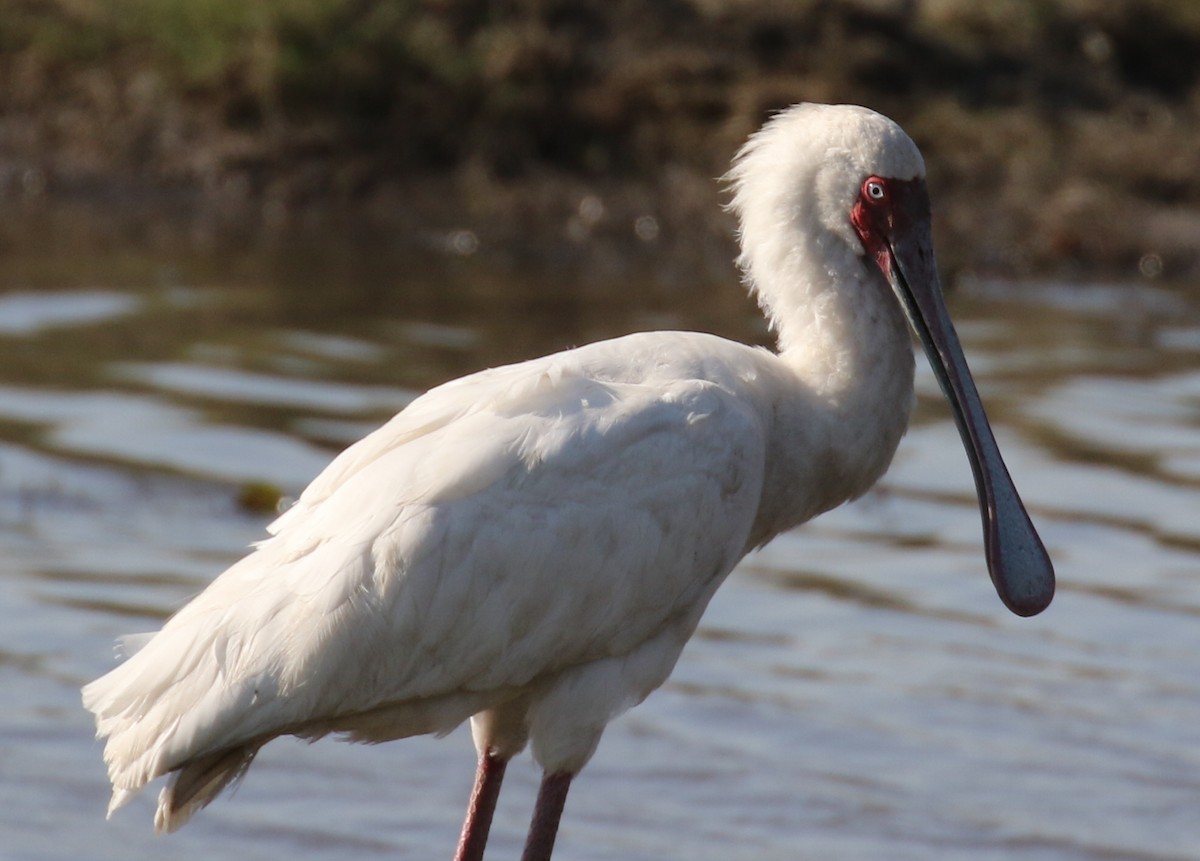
745,237,916,540
775,245,913,406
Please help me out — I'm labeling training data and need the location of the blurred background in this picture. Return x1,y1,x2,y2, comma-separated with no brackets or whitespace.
3,0,1200,276
2,1,1200,860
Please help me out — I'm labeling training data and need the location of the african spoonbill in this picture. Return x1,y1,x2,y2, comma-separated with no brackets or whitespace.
83,103,1055,860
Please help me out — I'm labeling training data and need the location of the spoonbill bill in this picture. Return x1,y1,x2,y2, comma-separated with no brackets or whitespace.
83,103,1054,860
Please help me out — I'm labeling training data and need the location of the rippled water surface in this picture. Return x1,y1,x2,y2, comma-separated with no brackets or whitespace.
1,229,1198,861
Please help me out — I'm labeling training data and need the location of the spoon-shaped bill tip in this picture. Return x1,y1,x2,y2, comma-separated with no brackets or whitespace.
985,483,1055,617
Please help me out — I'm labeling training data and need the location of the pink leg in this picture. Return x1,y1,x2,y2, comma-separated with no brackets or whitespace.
454,750,509,861
519,772,573,861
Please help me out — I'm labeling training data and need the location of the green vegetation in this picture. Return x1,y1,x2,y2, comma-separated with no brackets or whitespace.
2,0,1200,278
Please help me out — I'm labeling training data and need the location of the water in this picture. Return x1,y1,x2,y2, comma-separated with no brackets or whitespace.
1,226,1198,861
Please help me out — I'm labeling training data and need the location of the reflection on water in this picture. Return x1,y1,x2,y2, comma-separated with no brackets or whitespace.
1,224,1198,861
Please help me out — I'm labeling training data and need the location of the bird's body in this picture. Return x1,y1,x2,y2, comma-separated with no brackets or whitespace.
86,322,911,820
84,104,1054,858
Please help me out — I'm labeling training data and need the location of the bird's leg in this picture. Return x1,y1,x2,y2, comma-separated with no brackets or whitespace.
454,749,509,861
519,771,573,861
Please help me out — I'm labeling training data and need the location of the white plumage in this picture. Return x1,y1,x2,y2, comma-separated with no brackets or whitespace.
83,104,1052,858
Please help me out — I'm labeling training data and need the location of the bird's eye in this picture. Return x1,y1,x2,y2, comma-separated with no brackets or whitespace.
864,178,887,202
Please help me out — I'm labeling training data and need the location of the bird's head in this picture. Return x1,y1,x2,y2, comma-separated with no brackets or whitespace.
727,103,925,273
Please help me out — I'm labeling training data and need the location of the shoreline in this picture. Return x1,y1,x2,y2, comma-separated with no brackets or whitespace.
2,1,1199,283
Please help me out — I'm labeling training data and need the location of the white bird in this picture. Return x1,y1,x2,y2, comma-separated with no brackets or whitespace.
83,103,1054,861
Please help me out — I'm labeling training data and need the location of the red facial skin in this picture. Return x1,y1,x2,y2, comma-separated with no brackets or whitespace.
849,175,931,278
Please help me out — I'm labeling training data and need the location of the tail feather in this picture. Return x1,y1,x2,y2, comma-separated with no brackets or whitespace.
154,745,261,834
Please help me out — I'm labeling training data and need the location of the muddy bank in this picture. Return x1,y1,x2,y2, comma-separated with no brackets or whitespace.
2,0,1199,283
